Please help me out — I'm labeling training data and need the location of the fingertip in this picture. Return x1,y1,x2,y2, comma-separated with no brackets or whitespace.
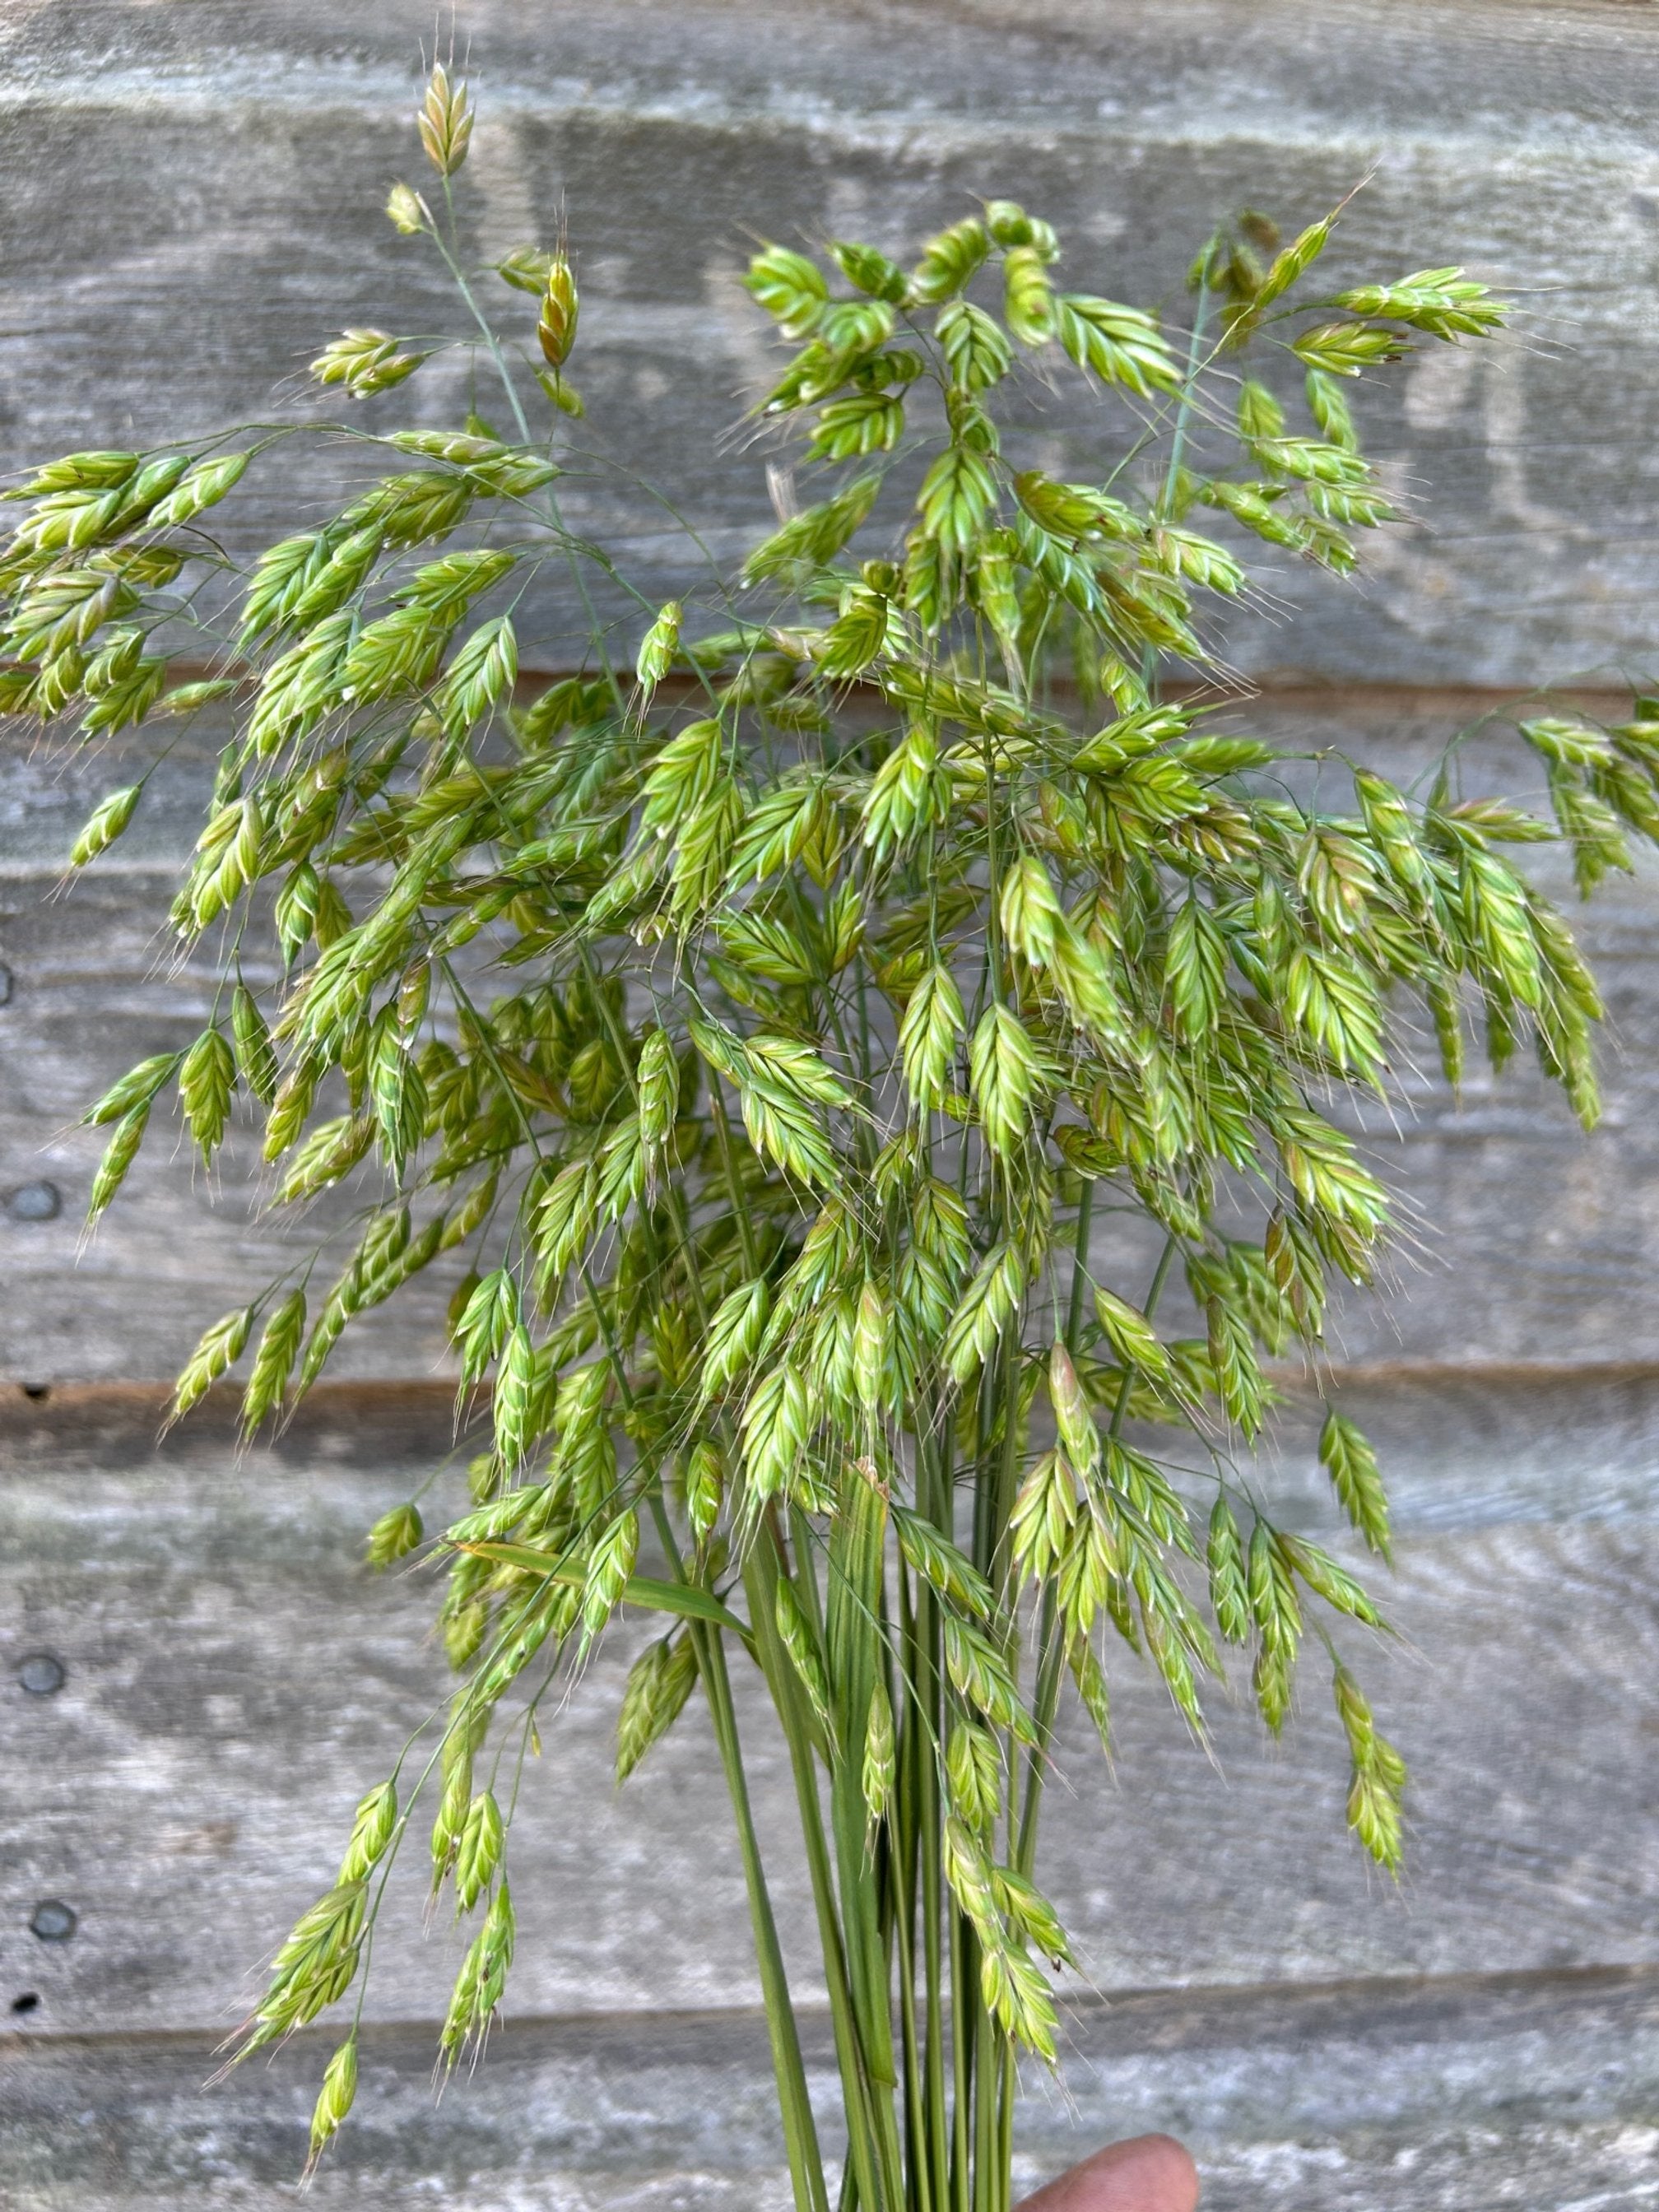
1131,2134,1200,2212
1016,2133,1201,2212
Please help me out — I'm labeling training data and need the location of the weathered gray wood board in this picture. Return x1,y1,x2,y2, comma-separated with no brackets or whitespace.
0,855,467,1387
4,1969,1657,2212
4,2,1659,685
4,1389,1657,2040
7,695,1659,1380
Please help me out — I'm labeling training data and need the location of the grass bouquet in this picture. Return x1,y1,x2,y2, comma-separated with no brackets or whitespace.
4,57,1653,2212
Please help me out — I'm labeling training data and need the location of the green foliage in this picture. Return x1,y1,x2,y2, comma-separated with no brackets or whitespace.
4,62,1647,2212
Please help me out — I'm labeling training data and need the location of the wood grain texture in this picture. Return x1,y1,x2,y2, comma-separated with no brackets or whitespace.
0,862,467,1387
2,3,1659,684
3,1968,1657,2211
3,1389,1656,2040
7,699,1659,1378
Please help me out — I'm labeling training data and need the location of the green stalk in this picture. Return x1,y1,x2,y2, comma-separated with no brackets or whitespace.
745,1527,888,2212
1156,273,1216,520
430,193,534,445
704,1072,898,2212
824,1478,907,2212
971,1968,997,2212
950,1911,974,2212
913,1417,952,2212
620,1439,827,2212
996,2046,1015,2212
1065,1183,1097,1349
891,1559,931,2212
695,1618,830,2212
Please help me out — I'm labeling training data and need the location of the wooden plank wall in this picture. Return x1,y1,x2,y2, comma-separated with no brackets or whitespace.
3,5,1658,2207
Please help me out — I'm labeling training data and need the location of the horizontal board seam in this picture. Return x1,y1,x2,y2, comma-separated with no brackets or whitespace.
5,1960,1656,2061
